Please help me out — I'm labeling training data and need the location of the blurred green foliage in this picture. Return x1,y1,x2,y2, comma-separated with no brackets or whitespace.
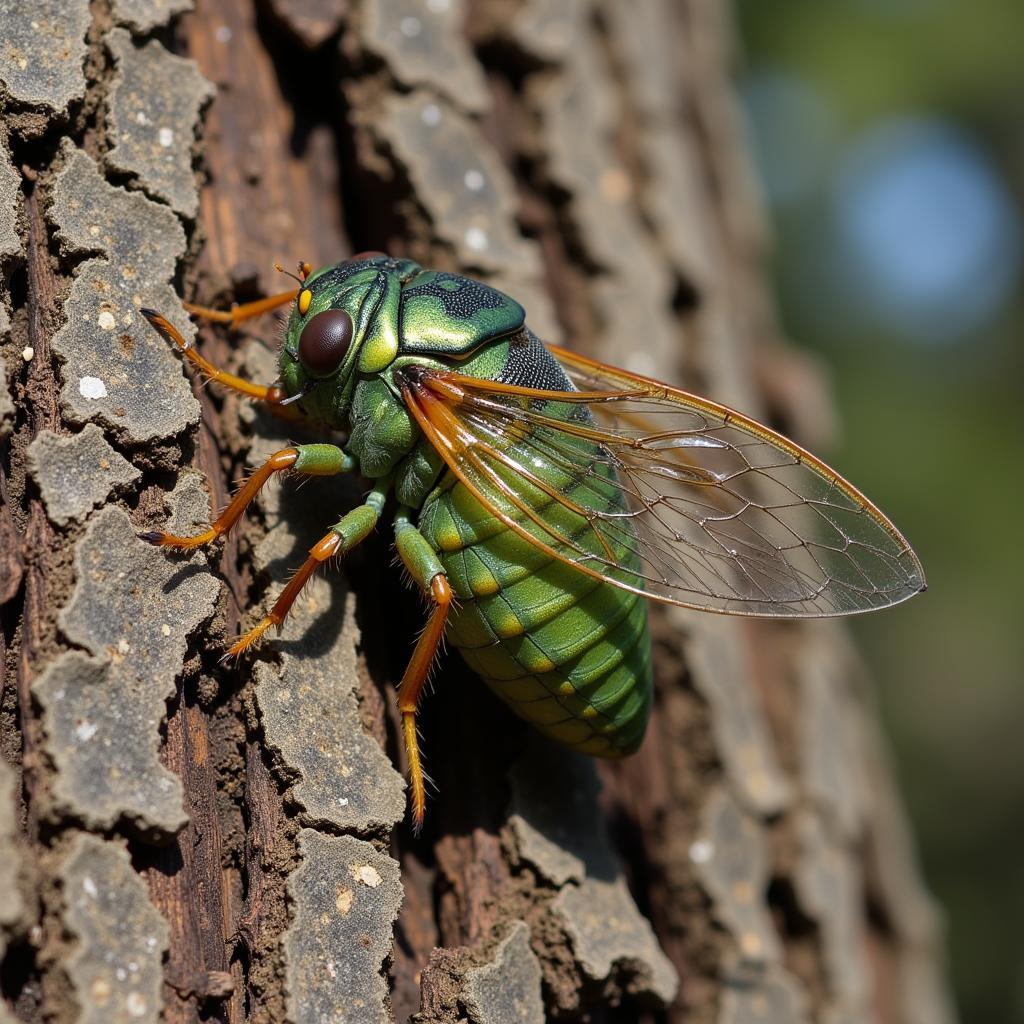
736,2,1023,1022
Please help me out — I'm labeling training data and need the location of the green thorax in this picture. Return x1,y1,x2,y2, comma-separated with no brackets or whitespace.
278,256,527,497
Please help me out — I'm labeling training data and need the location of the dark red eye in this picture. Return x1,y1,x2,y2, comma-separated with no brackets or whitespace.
298,309,353,376
348,250,386,262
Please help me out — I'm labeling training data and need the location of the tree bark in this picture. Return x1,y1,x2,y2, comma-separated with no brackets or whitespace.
0,1,956,1022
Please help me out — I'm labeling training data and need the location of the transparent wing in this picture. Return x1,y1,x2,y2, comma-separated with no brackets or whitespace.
400,348,925,618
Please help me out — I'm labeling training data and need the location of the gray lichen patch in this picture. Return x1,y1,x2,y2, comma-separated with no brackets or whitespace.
554,878,678,1007
510,741,678,1008
283,829,402,1024
363,0,489,114
509,0,589,63
508,741,607,886
59,834,169,1023
462,921,544,1024
59,504,218,692
104,29,214,219
689,786,781,969
267,0,347,48
719,965,811,1024
0,0,91,116
0,355,13,439
255,589,406,835
48,142,185,268
111,0,193,34
0,135,20,264
797,625,868,842
377,93,544,281
28,424,141,526
679,611,792,817
42,503,218,834
0,761,26,958
33,652,188,837
528,22,678,373
793,812,870,1019
47,144,200,442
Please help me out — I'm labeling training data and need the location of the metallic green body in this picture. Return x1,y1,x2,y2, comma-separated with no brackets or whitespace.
280,255,652,756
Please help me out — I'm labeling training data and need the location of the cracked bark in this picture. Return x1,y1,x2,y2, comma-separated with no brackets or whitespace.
0,2,954,1023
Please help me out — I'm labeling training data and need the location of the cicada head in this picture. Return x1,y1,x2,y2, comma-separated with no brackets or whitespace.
278,252,418,425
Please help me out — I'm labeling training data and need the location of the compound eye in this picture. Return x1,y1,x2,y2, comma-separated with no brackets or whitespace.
298,309,353,376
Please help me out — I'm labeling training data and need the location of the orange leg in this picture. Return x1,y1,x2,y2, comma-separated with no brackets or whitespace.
225,490,384,658
183,261,312,328
183,288,299,328
140,444,352,549
398,574,452,832
140,308,297,413
225,530,341,658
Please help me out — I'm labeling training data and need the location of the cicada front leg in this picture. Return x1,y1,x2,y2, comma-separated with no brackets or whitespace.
141,308,303,417
393,508,453,831
140,443,354,549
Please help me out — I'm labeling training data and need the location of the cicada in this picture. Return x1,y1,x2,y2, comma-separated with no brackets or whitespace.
141,253,925,827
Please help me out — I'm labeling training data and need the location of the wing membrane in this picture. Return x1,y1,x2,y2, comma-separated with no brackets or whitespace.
401,350,925,618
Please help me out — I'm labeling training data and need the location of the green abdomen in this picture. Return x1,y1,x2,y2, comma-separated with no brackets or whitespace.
418,474,652,757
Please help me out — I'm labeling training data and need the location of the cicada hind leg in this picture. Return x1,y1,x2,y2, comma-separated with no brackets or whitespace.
393,510,453,832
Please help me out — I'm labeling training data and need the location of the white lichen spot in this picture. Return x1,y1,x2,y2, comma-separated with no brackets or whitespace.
463,169,485,192
117,638,131,655
79,376,108,400
400,16,422,36
161,624,171,637
82,875,98,898
420,103,442,127
356,864,382,888
215,24,232,43
126,991,148,1017
464,226,488,252
599,167,632,202
21,346,34,362
145,935,158,949
732,880,754,904
134,111,149,126
98,310,116,331
90,977,112,1003
688,838,714,864
335,886,353,914
337,796,349,807
158,127,174,148
74,720,99,742
115,967,127,981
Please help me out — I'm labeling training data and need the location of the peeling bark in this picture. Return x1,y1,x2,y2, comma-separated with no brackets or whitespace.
0,2,955,1023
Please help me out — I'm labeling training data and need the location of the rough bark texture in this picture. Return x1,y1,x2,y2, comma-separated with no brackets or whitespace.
0,1,956,1022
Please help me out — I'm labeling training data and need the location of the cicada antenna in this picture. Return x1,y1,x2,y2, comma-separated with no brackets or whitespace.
273,260,313,286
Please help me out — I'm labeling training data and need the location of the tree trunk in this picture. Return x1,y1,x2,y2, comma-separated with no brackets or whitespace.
0,1,956,1022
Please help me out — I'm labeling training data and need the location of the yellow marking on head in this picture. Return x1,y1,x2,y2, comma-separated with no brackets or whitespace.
298,289,312,315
